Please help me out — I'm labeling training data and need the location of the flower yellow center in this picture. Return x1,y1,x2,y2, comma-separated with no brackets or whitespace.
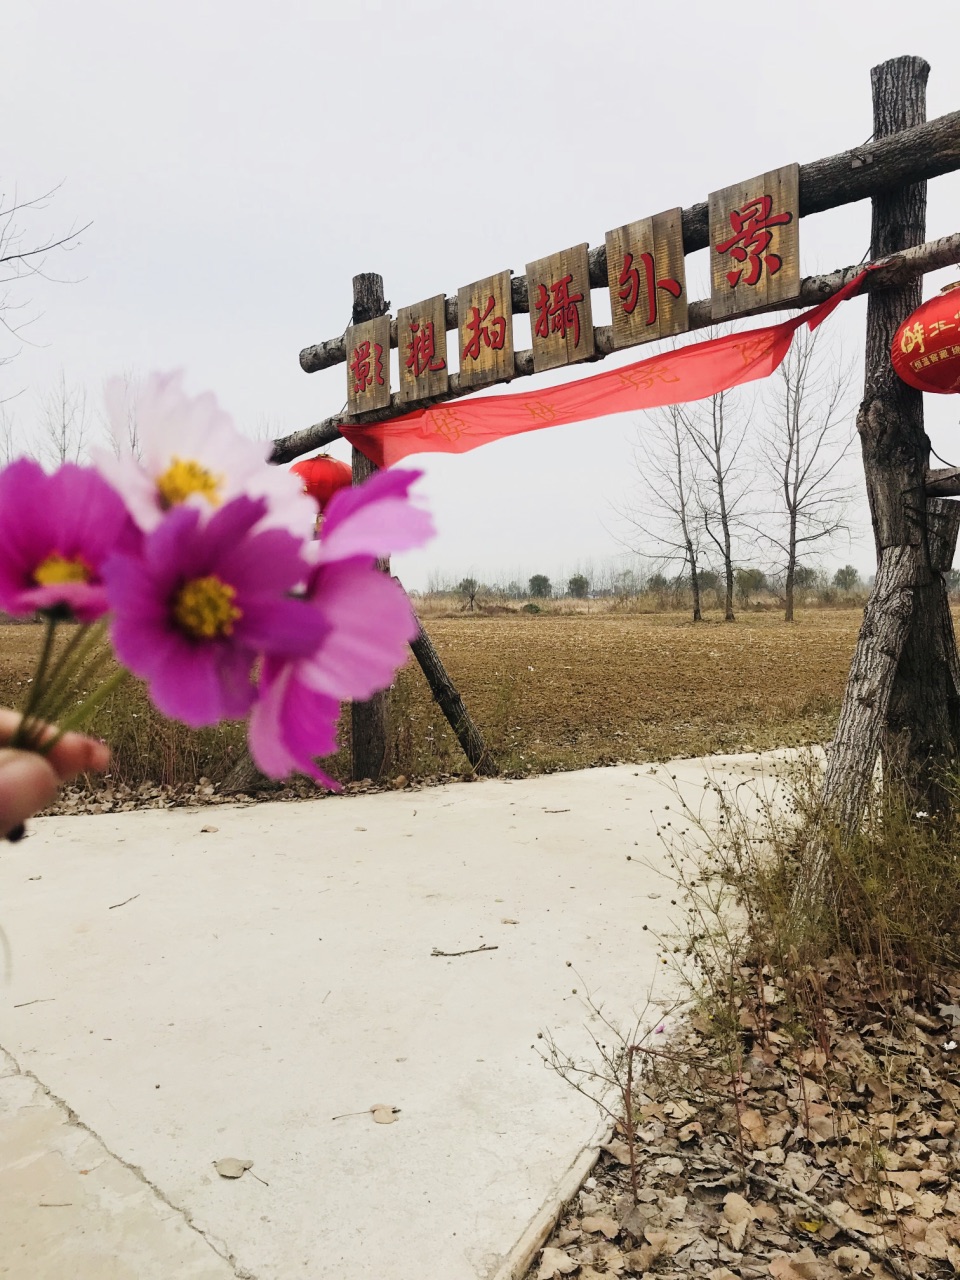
156,457,223,509
172,576,241,639
34,554,92,586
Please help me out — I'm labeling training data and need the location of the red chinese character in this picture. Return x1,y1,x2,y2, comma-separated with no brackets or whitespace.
405,320,446,379
461,296,507,362
715,195,793,288
618,252,682,326
534,274,584,348
349,340,385,395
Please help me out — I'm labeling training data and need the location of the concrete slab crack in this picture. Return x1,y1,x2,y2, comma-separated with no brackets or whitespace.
0,1043,259,1279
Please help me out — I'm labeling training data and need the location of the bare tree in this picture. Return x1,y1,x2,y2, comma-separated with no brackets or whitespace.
754,327,855,621
0,401,18,464
458,577,479,611
0,185,89,363
38,370,90,466
623,404,707,622
101,368,144,460
682,390,750,623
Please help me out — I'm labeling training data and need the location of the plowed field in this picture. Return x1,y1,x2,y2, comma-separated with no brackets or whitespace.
0,610,870,786
391,608,864,776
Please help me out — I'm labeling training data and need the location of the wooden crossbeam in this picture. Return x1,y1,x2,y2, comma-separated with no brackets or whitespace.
270,232,960,464
297,111,960,377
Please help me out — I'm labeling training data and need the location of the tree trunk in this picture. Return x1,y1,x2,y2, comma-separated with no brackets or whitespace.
785,508,798,623
801,56,960,903
720,507,735,622
350,273,391,782
689,552,703,622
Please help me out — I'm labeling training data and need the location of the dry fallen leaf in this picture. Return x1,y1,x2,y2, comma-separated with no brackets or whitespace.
643,1227,696,1257
830,1246,871,1273
768,1247,821,1280
601,1139,631,1165
371,1104,399,1124
581,1213,618,1239
537,1246,578,1279
214,1157,253,1179
740,1106,769,1146
721,1190,756,1249
678,1120,704,1142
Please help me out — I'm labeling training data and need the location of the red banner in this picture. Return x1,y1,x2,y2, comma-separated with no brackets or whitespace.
341,273,869,468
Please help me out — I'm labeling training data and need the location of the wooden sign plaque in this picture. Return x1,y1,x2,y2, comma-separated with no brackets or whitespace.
708,164,800,320
525,243,595,373
457,271,514,390
606,208,687,348
345,316,391,416
397,294,449,404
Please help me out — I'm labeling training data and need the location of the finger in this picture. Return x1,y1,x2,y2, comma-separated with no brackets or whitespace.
0,749,61,838
45,732,111,783
0,711,109,782
0,708,26,745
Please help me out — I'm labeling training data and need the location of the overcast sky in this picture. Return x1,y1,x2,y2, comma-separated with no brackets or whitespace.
4,0,959,591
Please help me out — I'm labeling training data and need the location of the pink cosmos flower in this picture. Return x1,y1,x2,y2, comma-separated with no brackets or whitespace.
95,371,317,541
0,459,138,622
247,469,433,784
103,495,327,727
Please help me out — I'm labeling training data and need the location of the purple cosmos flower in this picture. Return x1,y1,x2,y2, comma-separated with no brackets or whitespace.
104,495,327,727
247,469,433,784
95,371,317,541
0,459,138,621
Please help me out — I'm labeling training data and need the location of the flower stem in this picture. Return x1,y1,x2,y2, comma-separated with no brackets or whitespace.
14,617,59,741
42,669,129,753
30,621,109,726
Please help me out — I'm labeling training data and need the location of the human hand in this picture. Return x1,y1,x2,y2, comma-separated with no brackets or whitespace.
0,709,110,840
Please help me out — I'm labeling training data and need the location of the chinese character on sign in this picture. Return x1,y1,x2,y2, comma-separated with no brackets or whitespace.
715,194,793,288
605,212,687,348
405,320,446,379
618,251,682,326
461,296,507,362
526,245,594,373
349,339,385,395
458,272,513,389
534,274,584,348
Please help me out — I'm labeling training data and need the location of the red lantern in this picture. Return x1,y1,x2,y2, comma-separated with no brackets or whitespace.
291,454,353,511
891,281,960,394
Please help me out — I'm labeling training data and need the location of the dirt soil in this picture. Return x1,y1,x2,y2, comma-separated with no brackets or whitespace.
0,609,867,800
394,609,863,776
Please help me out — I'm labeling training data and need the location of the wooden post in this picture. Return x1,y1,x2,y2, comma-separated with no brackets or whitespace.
350,273,392,782
405,602,497,777
804,56,960,895
349,274,496,782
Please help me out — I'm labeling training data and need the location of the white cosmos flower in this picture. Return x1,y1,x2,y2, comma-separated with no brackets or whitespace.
95,371,316,539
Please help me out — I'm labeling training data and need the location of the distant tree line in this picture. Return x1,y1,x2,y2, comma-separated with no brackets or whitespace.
429,562,871,611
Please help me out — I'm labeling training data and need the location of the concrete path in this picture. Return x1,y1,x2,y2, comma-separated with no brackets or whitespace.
0,755,771,1279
